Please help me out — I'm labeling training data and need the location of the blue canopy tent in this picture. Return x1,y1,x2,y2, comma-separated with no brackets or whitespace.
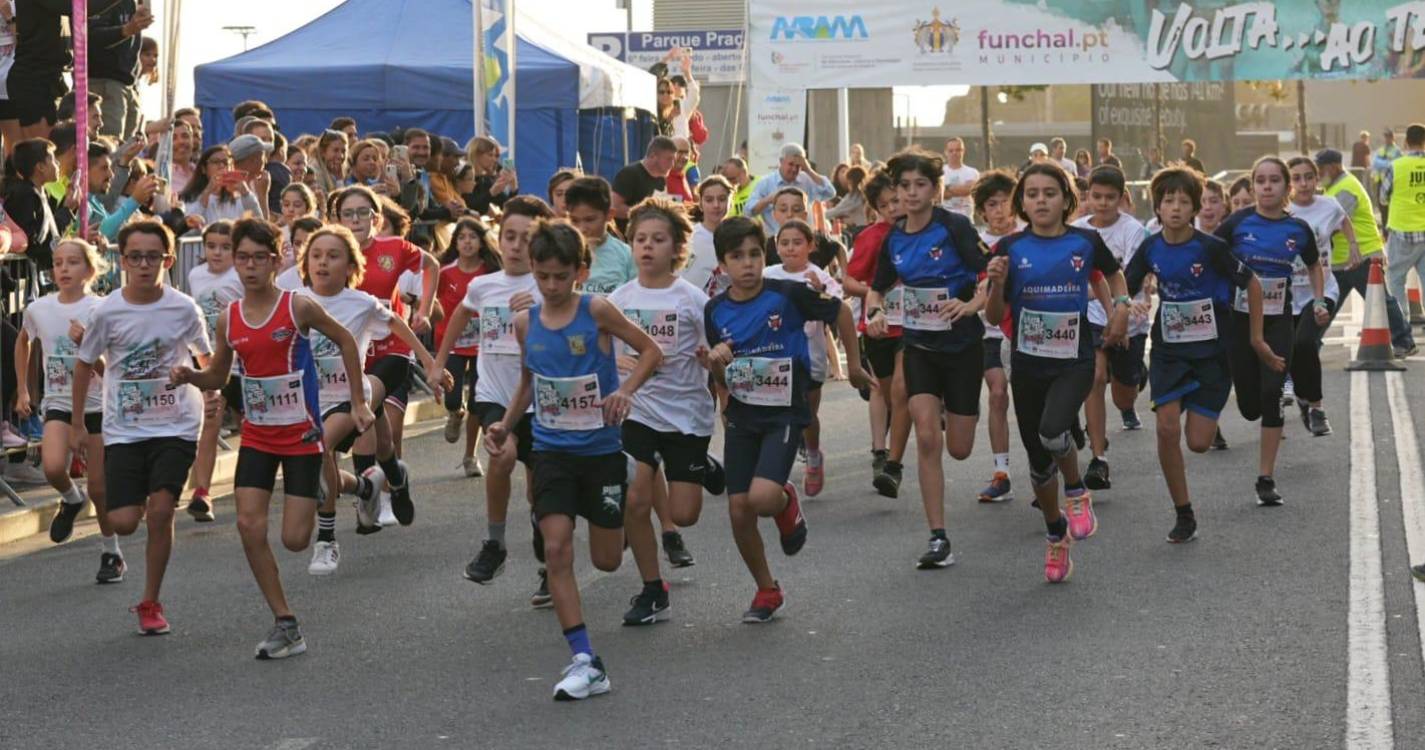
193,0,656,191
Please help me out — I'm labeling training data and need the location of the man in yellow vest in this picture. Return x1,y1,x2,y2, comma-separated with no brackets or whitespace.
1382,123,1425,355
1317,148,1417,356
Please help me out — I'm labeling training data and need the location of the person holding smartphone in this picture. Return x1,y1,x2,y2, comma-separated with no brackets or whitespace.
179,144,264,228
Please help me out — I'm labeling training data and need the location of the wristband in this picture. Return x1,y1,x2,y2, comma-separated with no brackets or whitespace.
1313,299,1328,310
1113,295,1131,308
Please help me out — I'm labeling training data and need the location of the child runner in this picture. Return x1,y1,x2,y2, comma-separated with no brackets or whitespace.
485,219,663,700
185,220,245,522
865,149,988,569
984,163,1130,583
609,198,717,625
438,217,501,477
1201,180,1233,451
1125,168,1268,543
705,216,870,620
19,239,118,579
70,220,214,634
1216,156,1323,507
1285,156,1347,437
971,169,1022,503
843,171,910,497
171,217,373,658
276,216,323,291
685,175,731,295
1071,166,1149,490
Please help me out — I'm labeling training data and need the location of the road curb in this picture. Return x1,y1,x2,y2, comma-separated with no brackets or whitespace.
0,397,448,547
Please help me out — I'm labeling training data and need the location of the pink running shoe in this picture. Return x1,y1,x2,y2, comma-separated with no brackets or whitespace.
803,450,825,497
1044,535,1073,583
1064,490,1098,540
133,600,171,635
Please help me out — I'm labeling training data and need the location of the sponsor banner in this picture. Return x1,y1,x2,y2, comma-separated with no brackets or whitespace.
749,1,1425,88
747,87,808,178
1091,82,1236,179
589,30,746,84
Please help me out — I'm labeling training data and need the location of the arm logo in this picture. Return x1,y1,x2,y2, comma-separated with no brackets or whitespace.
770,15,868,41
913,8,960,54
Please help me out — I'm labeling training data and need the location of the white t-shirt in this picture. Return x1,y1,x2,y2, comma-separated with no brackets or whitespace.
1072,213,1151,336
276,266,304,291
187,265,245,339
0,2,16,98
1287,198,1344,313
23,294,104,414
763,263,842,383
77,287,213,444
1057,157,1079,176
683,224,720,295
461,271,542,409
941,164,981,217
608,278,714,436
300,287,392,411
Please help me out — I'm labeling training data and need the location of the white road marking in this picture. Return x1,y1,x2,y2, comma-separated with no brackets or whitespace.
1385,373,1425,676
1346,371,1394,748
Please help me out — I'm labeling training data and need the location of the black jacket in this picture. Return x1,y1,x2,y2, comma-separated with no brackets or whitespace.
87,0,141,85
14,0,118,74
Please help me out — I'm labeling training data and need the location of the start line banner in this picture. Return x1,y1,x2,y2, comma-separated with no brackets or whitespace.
749,0,1425,88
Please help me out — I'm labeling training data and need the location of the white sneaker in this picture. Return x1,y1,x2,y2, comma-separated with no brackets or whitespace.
461,456,484,477
307,541,340,575
377,491,397,527
443,411,464,444
355,466,385,528
4,461,48,485
553,653,610,701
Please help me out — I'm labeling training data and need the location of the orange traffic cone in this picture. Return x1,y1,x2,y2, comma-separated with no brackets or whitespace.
1408,269,1425,325
1347,258,1407,371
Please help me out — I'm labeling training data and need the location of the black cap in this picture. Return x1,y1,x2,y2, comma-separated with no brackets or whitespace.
1314,148,1343,166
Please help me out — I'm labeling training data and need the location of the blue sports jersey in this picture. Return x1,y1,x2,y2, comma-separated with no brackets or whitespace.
705,277,843,427
1125,230,1253,359
870,207,988,353
524,295,622,456
996,226,1120,371
1215,208,1319,314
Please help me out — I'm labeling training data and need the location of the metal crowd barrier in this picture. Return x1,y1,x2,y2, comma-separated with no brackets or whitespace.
0,255,45,506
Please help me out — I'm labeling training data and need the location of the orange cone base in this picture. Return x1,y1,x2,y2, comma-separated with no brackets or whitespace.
1347,344,1406,371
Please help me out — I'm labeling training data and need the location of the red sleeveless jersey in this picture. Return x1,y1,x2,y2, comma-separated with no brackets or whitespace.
226,291,323,455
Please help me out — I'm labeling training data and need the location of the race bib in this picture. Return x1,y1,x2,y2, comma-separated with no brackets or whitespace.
902,287,951,331
726,357,793,407
454,315,481,350
534,373,604,431
242,373,309,426
1234,276,1287,315
316,357,350,406
1160,298,1218,344
883,286,905,326
480,305,519,355
623,308,679,354
1017,309,1080,359
45,354,74,398
116,378,185,427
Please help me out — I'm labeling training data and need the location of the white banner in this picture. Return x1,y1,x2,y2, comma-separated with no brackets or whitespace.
747,87,807,179
588,30,746,85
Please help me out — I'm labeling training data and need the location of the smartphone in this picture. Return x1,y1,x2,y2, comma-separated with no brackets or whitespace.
386,163,400,181
392,145,409,162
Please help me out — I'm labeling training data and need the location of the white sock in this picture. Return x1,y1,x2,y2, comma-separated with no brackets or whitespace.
994,453,1009,472
101,534,121,556
60,484,85,506
807,449,823,467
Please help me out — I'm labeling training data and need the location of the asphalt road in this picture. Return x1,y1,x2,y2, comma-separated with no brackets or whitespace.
4,363,1425,749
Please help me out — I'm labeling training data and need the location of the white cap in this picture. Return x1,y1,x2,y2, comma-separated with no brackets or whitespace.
1029,142,1049,155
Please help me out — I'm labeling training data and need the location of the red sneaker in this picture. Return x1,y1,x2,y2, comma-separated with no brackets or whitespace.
69,454,85,479
741,585,784,623
133,600,171,635
773,483,807,556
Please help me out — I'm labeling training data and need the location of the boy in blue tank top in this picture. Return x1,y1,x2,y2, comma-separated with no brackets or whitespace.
485,220,663,701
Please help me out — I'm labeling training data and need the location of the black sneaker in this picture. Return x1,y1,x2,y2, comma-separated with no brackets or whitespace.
873,460,902,499
1395,344,1419,359
463,540,507,584
1120,409,1142,431
95,552,125,584
916,536,955,569
1084,458,1111,490
1211,428,1229,451
49,501,83,543
1308,408,1333,437
871,449,889,476
187,495,215,523
388,460,414,525
530,568,553,609
1255,475,1283,506
621,584,670,626
663,530,695,568
701,454,726,496
1167,514,1198,543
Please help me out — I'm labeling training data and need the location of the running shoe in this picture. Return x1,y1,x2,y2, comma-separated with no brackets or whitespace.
443,411,464,443
1255,475,1283,506
307,541,340,576
1120,409,1142,431
871,449,889,476
873,461,902,499
1412,563,1425,582
1044,535,1073,583
530,568,553,609
916,536,955,569
1211,428,1229,451
1167,513,1198,544
461,456,485,478
622,583,670,626
49,500,84,543
388,460,414,525
0,423,26,449
553,653,610,701
1395,344,1419,359
662,530,695,568
187,492,215,523
1083,458,1111,491
95,552,125,584
702,454,726,496
464,540,508,584
1064,490,1098,540
133,600,170,635
255,618,306,660
803,449,825,497
741,585,784,623
977,472,1013,503
774,483,807,556
355,466,385,530
1308,408,1333,437
1281,375,1296,404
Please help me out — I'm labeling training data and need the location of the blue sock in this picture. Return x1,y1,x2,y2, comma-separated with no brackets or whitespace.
563,623,592,658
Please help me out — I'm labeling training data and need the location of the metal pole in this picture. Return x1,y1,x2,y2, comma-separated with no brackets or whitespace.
836,88,850,164
1296,80,1308,154
980,86,993,169
1153,83,1163,165
507,0,516,163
